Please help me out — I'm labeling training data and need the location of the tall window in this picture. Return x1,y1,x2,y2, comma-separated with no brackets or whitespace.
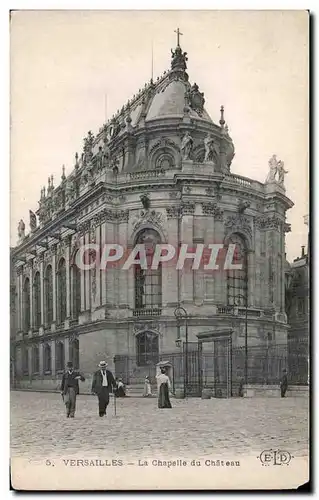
57,258,67,325
23,278,30,332
43,343,52,373
32,345,39,373
56,341,65,371
134,229,162,309
227,234,248,307
71,261,81,319
33,272,41,330
69,338,79,369
136,331,159,366
44,266,53,326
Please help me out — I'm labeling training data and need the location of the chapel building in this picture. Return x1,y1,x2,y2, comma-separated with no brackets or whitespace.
10,35,294,395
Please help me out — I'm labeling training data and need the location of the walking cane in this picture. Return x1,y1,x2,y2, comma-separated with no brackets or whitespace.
113,388,117,417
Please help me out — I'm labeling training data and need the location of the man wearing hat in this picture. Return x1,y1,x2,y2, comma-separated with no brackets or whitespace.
60,361,85,418
91,361,117,417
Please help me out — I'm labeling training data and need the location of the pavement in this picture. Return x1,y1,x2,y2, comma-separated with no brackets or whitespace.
10,390,309,461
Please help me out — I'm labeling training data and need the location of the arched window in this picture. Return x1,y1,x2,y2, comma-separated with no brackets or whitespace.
227,234,248,307
71,260,81,319
23,278,30,332
57,258,67,325
32,345,39,373
69,338,79,369
136,331,159,366
56,341,65,371
33,272,41,330
44,266,53,326
134,229,162,310
43,343,52,373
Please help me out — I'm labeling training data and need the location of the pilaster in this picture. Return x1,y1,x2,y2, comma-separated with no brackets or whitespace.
39,258,44,326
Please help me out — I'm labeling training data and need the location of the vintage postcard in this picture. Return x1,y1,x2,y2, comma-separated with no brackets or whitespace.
10,10,309,490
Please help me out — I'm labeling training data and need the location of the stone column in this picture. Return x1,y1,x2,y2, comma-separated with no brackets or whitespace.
79,235,85,312
51,340,56,376
65,239,71,318
65,337,70,365
106,222,116,306
180,212,194,303
51,248,57,322
39,342,44,375
29,263,33,331
39,258,44,326
247,250,255,307
164,214,179,305
16,270,21,331
281,232,286,312
28,347,32,377
85,231,91,311
266,231,276,308
117,218,128,308
254,229,262,308
204,213,215,302
90,222,99,310
193,214,205,304
100,221,107,305
95,223,101,308
213,216,226,304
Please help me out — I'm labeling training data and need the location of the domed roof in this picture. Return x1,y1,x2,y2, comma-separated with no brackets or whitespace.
146,78,213,123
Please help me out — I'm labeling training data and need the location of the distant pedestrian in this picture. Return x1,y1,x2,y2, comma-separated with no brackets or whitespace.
91,361,117,417
280,369,288,398
60,361,85,418
156,367,172,409
114,378,126,398
143,376,152,397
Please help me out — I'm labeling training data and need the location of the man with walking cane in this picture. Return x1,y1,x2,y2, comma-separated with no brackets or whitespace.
60,361,85,418
91,361,117,417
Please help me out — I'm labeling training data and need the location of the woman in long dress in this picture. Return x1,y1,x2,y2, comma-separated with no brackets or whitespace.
143,376,152,397
114,378,126,397
156,367,172,409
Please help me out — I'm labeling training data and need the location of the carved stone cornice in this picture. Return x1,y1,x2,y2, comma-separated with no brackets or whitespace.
255,215,283,231
181,202,195,216
284,222,292,233
132,210,165,232
77,220,91,236
166,206,181,219
201,202,223,220
225,214,253,238
16,266,24,276
133,321,160,334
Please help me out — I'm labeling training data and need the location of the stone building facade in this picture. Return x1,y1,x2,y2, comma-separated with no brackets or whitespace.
285,218,309,385
11,38,293,393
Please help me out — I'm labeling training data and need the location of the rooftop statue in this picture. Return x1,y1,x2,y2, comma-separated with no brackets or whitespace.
181,131,193,160
204,134,215,162
18,219,25,240
265,154,288,186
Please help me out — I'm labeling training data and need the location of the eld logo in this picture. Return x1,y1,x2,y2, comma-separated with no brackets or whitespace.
258,449,293,466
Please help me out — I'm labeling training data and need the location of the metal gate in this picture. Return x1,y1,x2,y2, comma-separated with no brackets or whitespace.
184,341,203,397
201,336,232,398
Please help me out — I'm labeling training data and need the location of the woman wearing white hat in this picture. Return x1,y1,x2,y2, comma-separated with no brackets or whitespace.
91,361,117,417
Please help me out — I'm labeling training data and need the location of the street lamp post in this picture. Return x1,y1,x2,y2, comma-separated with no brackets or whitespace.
174,306,188,398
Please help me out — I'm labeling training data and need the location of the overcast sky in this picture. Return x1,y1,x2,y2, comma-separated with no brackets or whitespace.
10,10,308,261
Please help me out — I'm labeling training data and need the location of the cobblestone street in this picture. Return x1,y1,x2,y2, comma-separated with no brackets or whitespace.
10,391,309,462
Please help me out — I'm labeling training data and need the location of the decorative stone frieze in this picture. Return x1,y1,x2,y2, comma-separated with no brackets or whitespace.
201,202,223,219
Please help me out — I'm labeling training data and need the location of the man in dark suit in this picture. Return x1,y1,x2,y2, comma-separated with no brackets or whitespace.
91,361,117,417
60,361,85,418
280,369,288,398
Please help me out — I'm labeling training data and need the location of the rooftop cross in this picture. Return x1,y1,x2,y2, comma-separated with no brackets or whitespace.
174,28,183,47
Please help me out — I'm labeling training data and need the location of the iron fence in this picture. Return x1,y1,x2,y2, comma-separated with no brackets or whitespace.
114,338,308,397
